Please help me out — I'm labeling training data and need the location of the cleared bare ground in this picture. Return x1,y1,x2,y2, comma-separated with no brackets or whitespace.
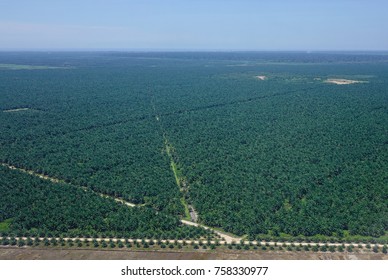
324,78,368,85
0,247,386,260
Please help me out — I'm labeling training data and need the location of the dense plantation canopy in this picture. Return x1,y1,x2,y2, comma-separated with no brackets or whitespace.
0,166,210,239
0,52,387,240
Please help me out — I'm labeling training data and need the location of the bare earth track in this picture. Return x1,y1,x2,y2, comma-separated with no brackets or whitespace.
2,108,30,113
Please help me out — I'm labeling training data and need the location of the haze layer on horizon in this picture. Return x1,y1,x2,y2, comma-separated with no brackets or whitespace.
0,0,387,51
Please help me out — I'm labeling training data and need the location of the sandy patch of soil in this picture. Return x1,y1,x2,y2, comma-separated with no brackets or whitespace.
324,78,368,85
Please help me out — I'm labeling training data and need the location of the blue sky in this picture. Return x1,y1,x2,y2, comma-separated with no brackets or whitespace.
0,0,387,50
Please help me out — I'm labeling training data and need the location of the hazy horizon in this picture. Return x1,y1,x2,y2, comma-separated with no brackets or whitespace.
1,49,388,53
1,0,387,51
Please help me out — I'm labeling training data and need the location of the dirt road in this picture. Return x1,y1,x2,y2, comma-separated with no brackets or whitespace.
0,247,386,260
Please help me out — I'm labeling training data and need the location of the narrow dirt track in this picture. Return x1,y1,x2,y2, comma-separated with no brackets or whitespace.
181,220,240,243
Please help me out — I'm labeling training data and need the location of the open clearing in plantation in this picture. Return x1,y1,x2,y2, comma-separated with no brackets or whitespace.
324,78,368,85
0,52,387,259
